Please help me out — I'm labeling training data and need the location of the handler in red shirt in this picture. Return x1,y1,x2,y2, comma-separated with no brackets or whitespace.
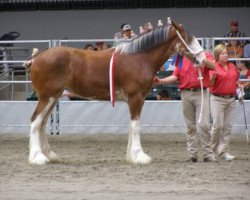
153,50,216,163
174,52,214,90
209,44,241,161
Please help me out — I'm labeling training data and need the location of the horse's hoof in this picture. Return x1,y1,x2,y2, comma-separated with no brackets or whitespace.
29,152,49,165
127,151,152,165
47,151,59,163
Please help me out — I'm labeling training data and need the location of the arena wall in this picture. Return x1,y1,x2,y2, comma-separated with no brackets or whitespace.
1,100,249,135
0,8,249,40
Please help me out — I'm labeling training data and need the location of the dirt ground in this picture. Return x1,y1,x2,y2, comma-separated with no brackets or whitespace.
0,133,249,200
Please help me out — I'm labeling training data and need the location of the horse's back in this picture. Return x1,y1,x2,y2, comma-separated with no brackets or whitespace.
31,46,114,100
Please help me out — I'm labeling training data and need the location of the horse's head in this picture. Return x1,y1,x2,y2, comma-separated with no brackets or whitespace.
170,21,206,66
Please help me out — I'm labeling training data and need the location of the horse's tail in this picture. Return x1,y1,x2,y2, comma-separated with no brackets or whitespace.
23,47,48,71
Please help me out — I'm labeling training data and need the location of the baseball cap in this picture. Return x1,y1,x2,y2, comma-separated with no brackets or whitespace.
123,24,132,31
120,23,127,29
231,20,238,26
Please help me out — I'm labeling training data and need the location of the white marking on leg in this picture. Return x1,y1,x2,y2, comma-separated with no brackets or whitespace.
126,120,152,164
41,125,58,163
29,98,56,165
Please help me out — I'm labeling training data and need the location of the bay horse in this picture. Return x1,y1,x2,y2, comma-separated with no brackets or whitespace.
28,21,206,165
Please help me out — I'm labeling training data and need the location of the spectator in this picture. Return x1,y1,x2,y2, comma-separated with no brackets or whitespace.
226,40,243,58
114,23,128,41
102,43,112,50
237,61,250,88
244,44,250,58
114,24,137,46
156,89,171,100
209,44,242,161
94,41,104,51
84,43,94,51
224,20,246,47
153,50,216,162
237,61,250,79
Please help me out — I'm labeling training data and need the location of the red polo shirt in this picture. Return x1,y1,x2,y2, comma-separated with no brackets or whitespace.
172,52,213,90
209,62,239,96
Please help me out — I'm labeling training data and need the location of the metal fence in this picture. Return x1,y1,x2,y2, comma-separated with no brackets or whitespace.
0,37,250,134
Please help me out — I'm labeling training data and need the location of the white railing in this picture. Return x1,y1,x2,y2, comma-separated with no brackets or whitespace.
0,37,250,101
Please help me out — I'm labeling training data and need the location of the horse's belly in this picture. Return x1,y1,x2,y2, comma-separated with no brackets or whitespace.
115,90,127,101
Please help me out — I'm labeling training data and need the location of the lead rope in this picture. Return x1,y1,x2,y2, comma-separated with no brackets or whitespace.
168,17,204,123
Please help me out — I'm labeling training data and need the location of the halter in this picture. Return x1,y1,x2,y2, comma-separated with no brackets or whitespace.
168,17,204,123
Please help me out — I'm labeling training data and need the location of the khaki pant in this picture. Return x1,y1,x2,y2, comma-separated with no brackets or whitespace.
181,90,213,158
210,95,236,156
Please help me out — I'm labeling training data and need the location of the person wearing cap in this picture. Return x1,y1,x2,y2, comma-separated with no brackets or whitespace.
153,50,216,163
113,24,137,46
224,20,247,47
209,44,243,161
114,23,128,40
122,24,135,39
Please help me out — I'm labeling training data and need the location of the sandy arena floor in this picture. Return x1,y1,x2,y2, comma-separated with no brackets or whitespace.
0,133,249,200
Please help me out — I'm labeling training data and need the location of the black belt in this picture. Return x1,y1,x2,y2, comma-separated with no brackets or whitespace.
212,94,235,99
184,88,206,92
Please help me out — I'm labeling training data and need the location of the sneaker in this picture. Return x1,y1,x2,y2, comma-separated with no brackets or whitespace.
189,155,198,162
203,155,217,162
222,153,235,161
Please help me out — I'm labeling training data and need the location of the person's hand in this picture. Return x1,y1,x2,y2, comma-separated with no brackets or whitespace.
211,71,218,78
152,76,161,86
194,51,206,67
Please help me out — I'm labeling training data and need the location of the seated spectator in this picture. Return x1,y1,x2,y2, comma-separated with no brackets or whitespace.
244,44,250,58
237,61,250,79
94,41,104,51
224,20,246,47
156,89,171,100
237,61,250,88
102,43,111,50
226,40,243,58
84,43,94,50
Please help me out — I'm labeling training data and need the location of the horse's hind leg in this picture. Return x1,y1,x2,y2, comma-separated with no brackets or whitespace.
126,95,152,164
40,100,59,163
29,97,57,165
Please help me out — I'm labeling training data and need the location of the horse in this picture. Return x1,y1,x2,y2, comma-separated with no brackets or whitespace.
27,20,206,165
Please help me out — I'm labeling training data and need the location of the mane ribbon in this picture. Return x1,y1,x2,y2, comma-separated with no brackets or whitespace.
109,51,117,107
168,17,204,123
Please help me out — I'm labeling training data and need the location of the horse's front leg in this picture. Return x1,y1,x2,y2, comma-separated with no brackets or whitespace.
126,95,152,164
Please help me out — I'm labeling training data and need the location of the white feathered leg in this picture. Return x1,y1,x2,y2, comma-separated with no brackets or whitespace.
29,115,49,165
40,125,58,163
29,98,55,165
126,120,152,164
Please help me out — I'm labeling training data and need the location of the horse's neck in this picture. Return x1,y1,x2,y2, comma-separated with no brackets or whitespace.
146,42,173,73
